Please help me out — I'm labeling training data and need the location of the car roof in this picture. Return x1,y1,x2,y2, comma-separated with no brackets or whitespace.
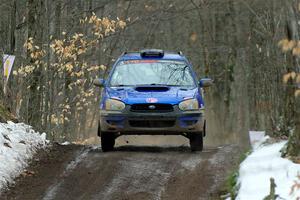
118,50,188,62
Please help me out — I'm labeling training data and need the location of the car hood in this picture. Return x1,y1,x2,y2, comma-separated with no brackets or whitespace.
105,86,198,105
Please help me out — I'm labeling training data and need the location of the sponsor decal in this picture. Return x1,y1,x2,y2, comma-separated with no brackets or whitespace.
122,60,158,65
148,105,156,110
119,60,185,66
146,98,158,103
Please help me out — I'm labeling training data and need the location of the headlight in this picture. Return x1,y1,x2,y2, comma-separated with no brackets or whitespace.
179,98,199,111
105,99,125,111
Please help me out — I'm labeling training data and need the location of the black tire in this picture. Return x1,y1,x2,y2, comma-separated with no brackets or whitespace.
101,132,115,152
203,121,206,137
189,133,203,152
97,123,101,137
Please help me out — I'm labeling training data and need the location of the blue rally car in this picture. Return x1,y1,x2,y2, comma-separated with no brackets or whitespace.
94,49,212,152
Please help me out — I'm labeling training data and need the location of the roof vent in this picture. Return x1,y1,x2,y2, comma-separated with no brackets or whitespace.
140,49,164,58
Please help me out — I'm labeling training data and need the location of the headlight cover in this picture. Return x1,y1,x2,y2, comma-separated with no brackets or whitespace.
105,99,126,111
179,98,199,111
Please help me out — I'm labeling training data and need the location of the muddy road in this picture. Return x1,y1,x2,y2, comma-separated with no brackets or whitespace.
1,140,240,200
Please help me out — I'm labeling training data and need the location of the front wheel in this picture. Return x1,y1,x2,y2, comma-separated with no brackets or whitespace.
101,132,115,152
189,133,203,152
98,123,115,152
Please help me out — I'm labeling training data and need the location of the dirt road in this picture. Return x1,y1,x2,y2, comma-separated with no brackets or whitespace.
1,141,240,200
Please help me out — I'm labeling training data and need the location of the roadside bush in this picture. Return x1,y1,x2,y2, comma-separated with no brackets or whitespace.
12,13,126,140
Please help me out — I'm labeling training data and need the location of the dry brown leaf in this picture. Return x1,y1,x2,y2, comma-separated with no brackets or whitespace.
296,74,300,84
295,89,300,97
291,71,297,79
190,32,198,42
283,72,297,83
278,39,289,47
288,40,296,50
283,73,292,84
21,170,35,177
278,39,289,50
279,39,296,52
293,47,300,56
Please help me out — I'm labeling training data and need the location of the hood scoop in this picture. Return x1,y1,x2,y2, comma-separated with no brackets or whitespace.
135,86,169,92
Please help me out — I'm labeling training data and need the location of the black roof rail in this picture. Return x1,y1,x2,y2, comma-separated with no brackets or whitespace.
122,50,183,56
140,49,164,57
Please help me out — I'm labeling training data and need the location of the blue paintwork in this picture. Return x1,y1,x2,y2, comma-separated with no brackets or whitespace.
99,51,205,109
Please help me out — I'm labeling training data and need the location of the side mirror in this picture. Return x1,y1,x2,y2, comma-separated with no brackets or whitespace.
93,78,105,87
199,78,213,87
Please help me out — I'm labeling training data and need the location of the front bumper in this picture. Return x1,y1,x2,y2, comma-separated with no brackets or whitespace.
99,105,205,135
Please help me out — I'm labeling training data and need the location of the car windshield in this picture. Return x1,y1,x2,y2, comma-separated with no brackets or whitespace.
109,60,196,87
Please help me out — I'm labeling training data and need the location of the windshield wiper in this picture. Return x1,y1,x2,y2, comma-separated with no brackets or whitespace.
112,84,132,87
165,84,181,86
134,83,166,86
150,83,166,86
145,83,181,87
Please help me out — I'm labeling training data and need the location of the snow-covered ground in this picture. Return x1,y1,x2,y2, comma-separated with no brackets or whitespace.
236,131,300,200
0,121,47,192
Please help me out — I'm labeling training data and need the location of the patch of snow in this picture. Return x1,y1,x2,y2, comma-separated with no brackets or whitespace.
42,148,90,200
0,121,48,192
42,182,63,200
181,156,202,171
64,148,89,172
236,137,300,200
249,131,269,149
60,141,70,145
98,155,171,200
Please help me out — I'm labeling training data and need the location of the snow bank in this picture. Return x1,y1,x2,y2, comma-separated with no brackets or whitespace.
236,133,300,200
0,121,47,191
249,131,269,149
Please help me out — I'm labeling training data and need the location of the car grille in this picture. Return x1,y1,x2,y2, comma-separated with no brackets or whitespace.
129,120,175,128
130,104,173,112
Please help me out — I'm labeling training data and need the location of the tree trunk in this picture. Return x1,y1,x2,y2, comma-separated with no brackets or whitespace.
285,0,300,157
26,0,44,129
